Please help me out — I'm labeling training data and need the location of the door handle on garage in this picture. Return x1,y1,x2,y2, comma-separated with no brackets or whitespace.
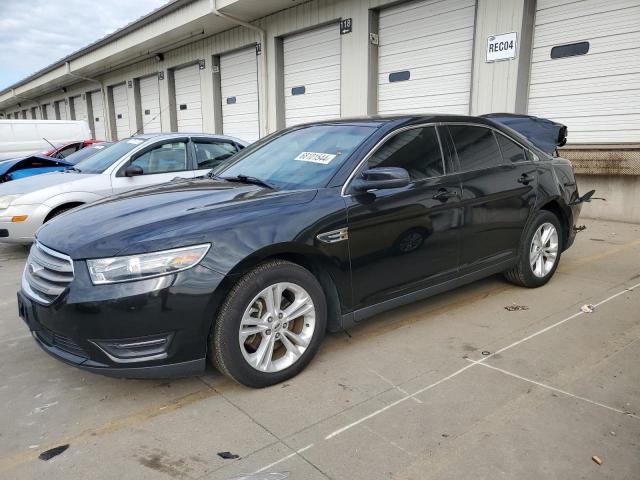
517,173,531,185
432,189,458,202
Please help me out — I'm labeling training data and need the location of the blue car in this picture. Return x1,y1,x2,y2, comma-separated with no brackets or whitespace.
0,143,113,183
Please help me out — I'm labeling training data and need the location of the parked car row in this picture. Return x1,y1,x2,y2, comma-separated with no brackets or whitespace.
0,133,246,243
11,114,589,388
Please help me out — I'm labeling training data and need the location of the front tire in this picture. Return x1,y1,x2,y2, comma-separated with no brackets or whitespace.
210,259,327,388
504,210,562,288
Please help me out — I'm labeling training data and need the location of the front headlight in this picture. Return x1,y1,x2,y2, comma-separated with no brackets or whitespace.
87,244,210,285
0,194,21,210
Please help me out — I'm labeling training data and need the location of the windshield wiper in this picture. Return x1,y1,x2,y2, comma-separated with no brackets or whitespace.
222,174,277,190
66,166,82,173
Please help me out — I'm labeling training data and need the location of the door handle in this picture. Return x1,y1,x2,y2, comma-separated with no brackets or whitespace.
432,189,457,202
517,173,531,185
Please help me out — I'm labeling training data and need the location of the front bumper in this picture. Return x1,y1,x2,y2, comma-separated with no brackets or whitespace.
18,260,227,378
0,203,49,244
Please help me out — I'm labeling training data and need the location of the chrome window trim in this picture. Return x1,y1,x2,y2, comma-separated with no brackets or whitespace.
341,122,444,197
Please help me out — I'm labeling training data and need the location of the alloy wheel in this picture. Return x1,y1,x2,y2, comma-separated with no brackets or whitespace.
529,222,559,278
238,282,316,372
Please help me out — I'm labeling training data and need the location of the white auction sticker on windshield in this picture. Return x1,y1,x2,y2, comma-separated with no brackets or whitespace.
127,139,144,145
294,151,336,165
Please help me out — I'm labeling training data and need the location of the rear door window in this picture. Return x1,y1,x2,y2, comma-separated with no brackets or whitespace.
496,133,527,163
368,126,444,181
448,125,501,172
193,140,238,169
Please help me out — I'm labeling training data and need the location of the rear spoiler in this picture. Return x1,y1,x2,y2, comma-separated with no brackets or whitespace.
481,113,567,156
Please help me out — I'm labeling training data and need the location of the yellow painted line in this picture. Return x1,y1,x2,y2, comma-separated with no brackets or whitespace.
0,388,216,473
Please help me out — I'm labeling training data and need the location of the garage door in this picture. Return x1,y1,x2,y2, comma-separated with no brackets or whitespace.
139,75,162,134
528,0,640,143
283,23,341,127
377,0,475,115
112,83,130,140
221,47,260,143
55,100,67,120
42,104,52,120
90,91,107,140
174,64,203,132
71,95,87,122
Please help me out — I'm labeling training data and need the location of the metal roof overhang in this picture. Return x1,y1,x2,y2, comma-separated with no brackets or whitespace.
0,0,300,110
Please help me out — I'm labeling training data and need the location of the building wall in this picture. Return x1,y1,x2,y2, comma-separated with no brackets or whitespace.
0,0,637,222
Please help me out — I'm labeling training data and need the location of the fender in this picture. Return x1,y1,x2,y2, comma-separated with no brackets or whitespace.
43,191,105,211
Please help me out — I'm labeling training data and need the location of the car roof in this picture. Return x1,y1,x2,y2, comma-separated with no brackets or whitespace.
129,132,249,146
306,114,498,126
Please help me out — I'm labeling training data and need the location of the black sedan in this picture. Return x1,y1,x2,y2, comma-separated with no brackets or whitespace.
18,115,587,387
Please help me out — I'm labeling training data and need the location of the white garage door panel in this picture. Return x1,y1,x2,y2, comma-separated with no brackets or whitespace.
531,51,640,83
530,91,640,116
528,0,640,143
379,92,470,112
72,96,87,122
535,1,639,33
378,0,475,115
283,24,341,127
380,38,473,73
112,84,130,140
139,75,162,134
531,30,640,63
287,105,336,126
534,8,640,46
221,47,259,143
174,64,203,132
90,91,106,140
56,101,68,120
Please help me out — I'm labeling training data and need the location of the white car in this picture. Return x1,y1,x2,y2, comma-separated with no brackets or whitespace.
0,133,247,244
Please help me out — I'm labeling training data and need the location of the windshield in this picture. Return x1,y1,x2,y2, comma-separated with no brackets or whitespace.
64,143,114,164
73,139,143,174
215,125,377,189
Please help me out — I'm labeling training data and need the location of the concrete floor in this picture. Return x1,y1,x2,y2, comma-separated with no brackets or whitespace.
0,219,639,480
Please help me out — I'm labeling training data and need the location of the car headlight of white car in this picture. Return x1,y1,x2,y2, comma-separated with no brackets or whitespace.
0,194,22,210
86,244,211,285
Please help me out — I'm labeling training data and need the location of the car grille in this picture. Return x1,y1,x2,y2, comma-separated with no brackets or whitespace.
36,327,87,358
23,242,74,305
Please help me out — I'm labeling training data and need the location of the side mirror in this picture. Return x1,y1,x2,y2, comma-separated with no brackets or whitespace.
351,167,410,193
124,165,143,177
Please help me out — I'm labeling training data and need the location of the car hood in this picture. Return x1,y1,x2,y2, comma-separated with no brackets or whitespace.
37,178,317,259
0,155,73,177
0,170,99,197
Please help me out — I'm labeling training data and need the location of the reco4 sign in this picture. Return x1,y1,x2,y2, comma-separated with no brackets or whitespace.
486,32,517,62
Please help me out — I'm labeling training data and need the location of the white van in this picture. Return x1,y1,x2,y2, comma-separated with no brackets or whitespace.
0,120,92,160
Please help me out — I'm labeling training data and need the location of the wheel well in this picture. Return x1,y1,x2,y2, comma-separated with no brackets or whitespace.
539,201,569,249
223,251,344,333
44,202,84,222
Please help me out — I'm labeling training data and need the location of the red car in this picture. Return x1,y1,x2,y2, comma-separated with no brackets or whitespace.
43,139,104,159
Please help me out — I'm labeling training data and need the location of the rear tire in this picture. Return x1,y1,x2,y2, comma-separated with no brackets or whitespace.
210,259,327,388
504,210,562,288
